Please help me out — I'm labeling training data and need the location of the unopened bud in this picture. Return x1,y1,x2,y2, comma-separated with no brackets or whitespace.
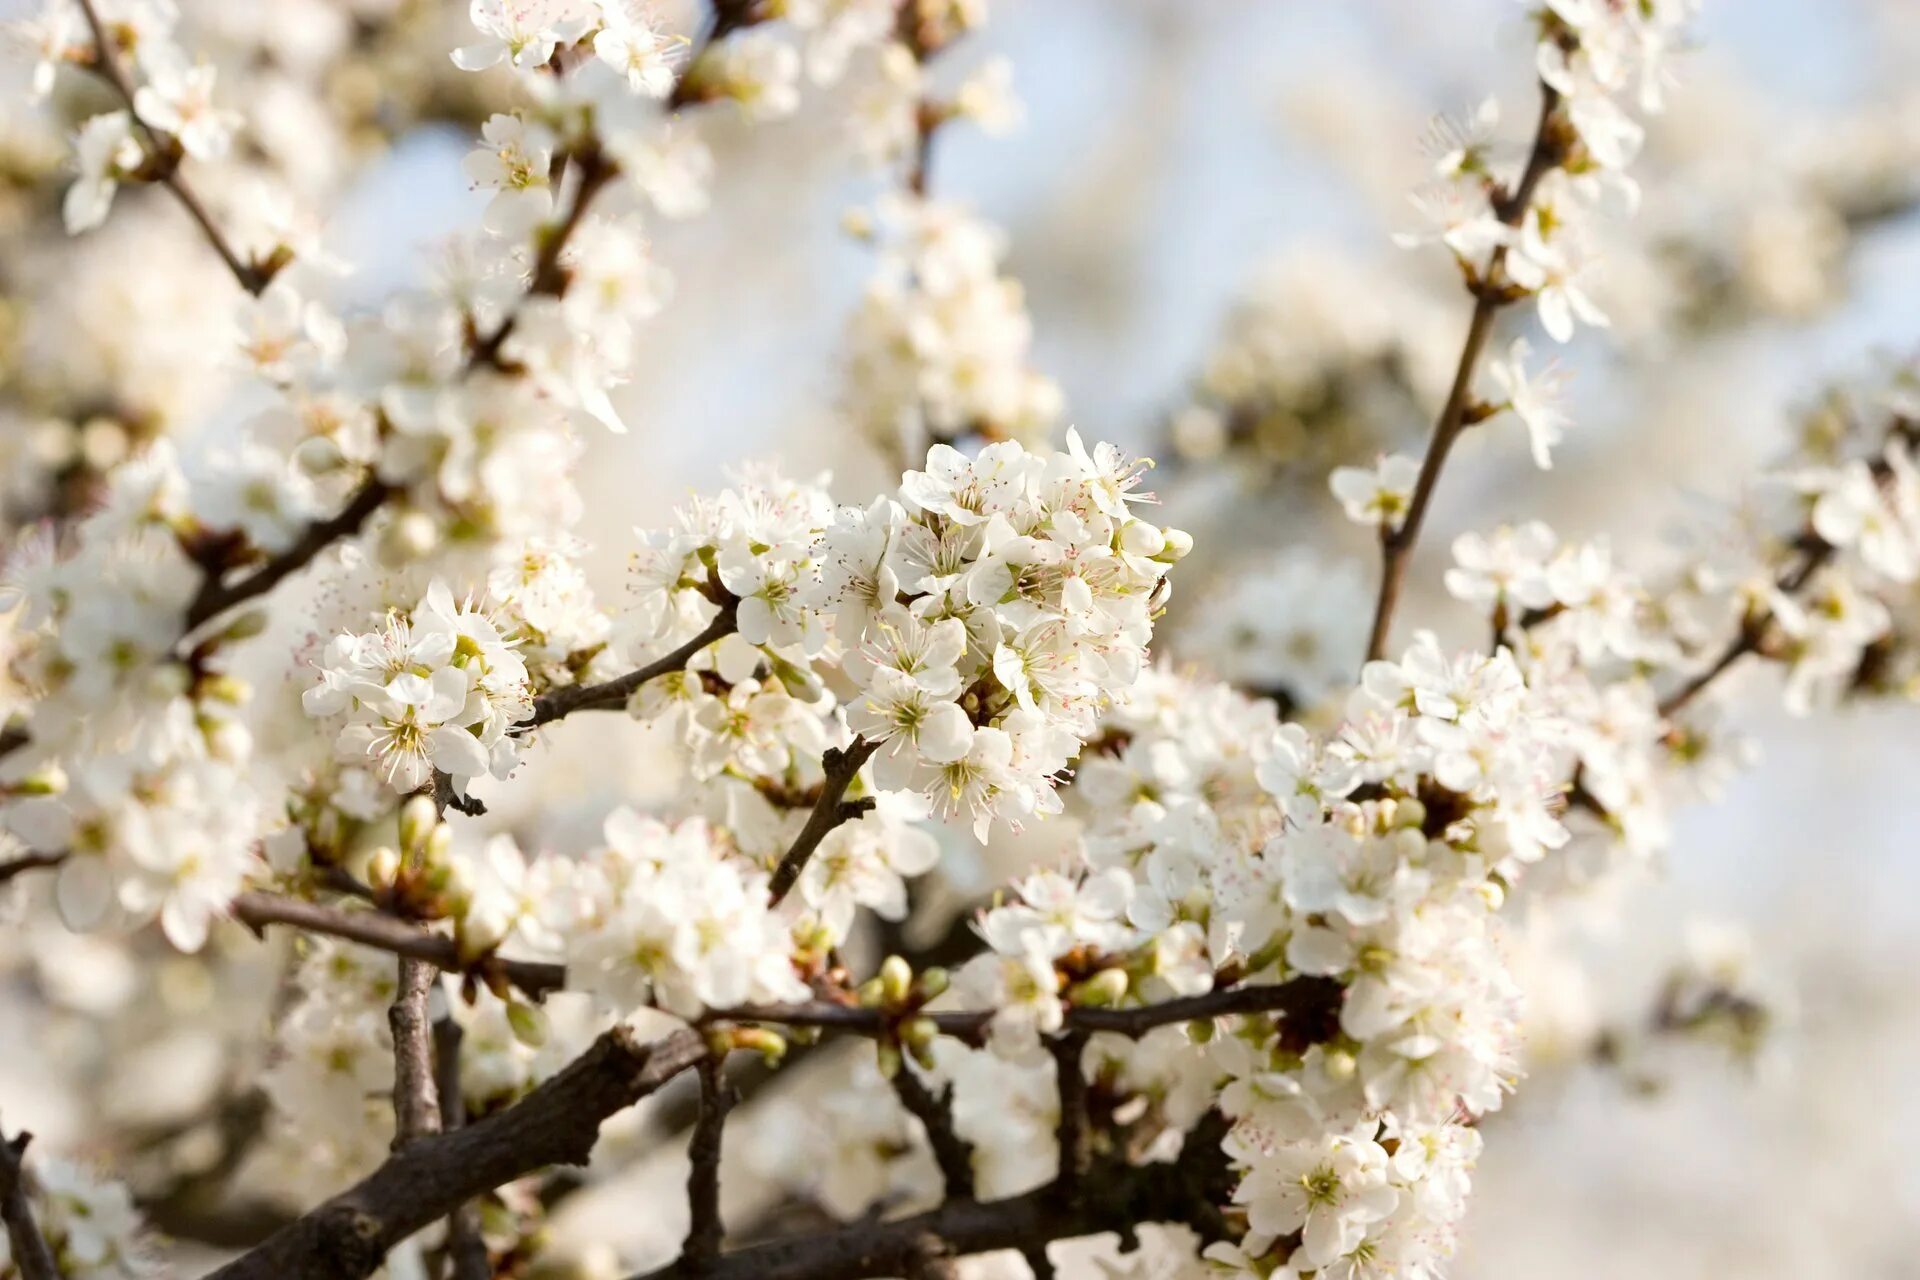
398,794,439,861
1322,1046,1357,1082
874,1038,903,1079
1071,968,1130,1008
507,1000,549,1048
879,955,913,1007
218,609,270,643
1186,1018,1215,1044
1158,527,1194,562
730,1026,788,1066
856,976,887,1008
1394,797,1427,832
365,846,400,892
1474,878,1505,912
12,764,65,796
913,967,950,1003
198,673,251,706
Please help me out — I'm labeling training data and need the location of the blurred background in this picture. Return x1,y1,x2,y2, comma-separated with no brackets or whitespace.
5,0,1920,1274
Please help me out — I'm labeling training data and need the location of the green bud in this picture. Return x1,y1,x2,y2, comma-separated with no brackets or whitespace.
365,846,400,892
874,1038,903,1079
731,1026,787,1066
914,967,951,1002
879,955,913,1007
1071,968,1130,1008
856,977,887,1008
219,609,270,643
507,1001,549,1049
1186,1018,1215,1044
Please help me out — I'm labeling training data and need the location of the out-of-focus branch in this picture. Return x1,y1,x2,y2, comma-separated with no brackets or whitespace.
0,1124,60,1280
1364,82,1565,662
205,1026,709,1280
183,478,393,631
73,0,278,296
433,1019,492,1280
890,1068,973,1199
683,1057,735,1270
626,1111,1239,1280
0,851,65,887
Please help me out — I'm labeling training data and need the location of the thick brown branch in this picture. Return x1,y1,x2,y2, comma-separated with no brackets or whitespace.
1364,82,1564,663
388,959,442,1148
520,603,739,730
207,1026,709,1280
0,1125,59,1280
185,479,393,630
766,738,881,905
1049,1030,1091,1194
229,892,567,1001
73,0,274,296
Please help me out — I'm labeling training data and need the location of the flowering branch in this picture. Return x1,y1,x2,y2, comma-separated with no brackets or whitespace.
206,1026,710,1280
0,1124,59,1280
519,603,740,730
72,0,277,296
0,850,66,887
766,737,881,904
1364,82,1565,662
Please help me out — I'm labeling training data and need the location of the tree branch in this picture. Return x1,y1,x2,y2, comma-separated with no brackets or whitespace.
519,603,739,730
229,891,568,1001
627,1112,1238,1280
0,1124,59,1280
73,0,275,296
184,478,393,631
683,1057,734,1271
1049,1030,1091,1195
433,1019,492,1280
766,738,881,905
1364,81,1564,662
0,851,66,888
890,1069,973,1200
206,1026,709,1280
388,959,442,1149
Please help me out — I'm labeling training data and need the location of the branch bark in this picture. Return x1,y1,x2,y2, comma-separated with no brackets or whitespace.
683,1058,734,1271
388,959,442,1149
766,738,881,905
206,1026,709,1280
519,603,739,730
890,1069,973,1200
433,1019,492,1280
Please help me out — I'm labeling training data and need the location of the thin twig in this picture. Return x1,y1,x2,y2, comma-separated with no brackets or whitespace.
766,738,881,905
1364,82,1564,662
0,1124,59,1280
519,603,739,730
229,891,568,1001
0,851,65,888
184,478,393,630
73,0,273,295
388,959,443,1149
683,1057,734,1271
890,1069,973,1199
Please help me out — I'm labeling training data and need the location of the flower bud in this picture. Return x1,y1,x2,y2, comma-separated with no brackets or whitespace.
218,609,270,643
856,976,887,1008
365,846,401,893
12,764,66,796
1474,878,1505,912
874,1038,903,1079
398,794,439,861
1158,527,1194,562
1071,968,1130,1008
507,1000,549,1048
914,967,951,1003
1322,1046,1357,1081
879,955,913,1007
730,1027,787,1066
